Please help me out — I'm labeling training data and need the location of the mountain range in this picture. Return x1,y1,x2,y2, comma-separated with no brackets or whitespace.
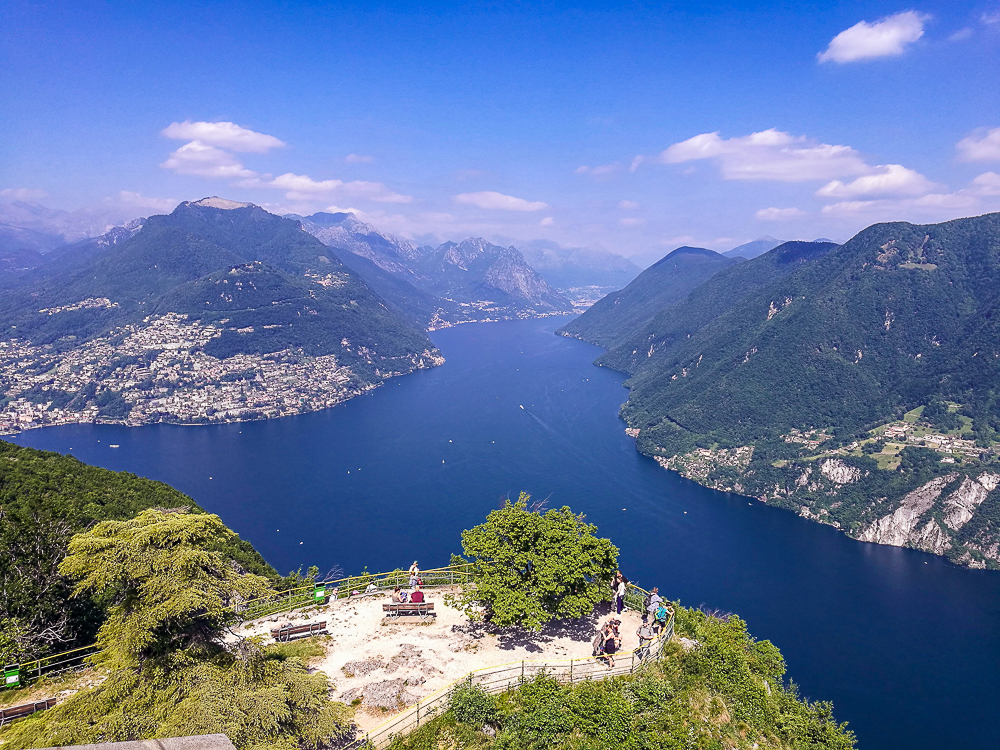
722,235,783,259
296,212,573,327
562,213,1000,569
510,239,642,289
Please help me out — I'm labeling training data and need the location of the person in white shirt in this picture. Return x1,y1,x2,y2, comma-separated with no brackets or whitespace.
615,574,628,616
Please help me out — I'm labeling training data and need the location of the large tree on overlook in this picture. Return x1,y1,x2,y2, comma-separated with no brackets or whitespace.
450,494,619,630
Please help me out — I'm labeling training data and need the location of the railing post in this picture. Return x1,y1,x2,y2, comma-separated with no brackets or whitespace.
569,658,573,683
415,700,419,727
521,660,524,681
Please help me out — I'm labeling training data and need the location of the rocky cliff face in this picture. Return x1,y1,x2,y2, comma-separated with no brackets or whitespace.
647,438,1000,570
853,472,1000,566
298,215,573,318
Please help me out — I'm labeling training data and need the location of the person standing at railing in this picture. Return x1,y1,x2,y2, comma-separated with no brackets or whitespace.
614,573,628,616
408,561,420,587
643,586,663,623
636,620,655,660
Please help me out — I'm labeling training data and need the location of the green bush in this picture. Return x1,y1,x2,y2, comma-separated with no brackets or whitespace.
450,682,498,727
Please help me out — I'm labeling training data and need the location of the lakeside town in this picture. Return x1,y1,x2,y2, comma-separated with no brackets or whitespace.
0,311,443,435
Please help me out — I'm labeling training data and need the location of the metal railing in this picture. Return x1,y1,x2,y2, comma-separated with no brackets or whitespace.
1,642,100,692
235,563,474,621
348,582,675,750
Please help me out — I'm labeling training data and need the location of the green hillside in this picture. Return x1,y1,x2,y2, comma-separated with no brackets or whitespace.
0,200,433,358
0,440,274,663
596,214,1000,568
557,246,739,348
596,241,839,376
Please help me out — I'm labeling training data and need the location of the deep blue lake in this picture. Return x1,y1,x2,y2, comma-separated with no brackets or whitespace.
11,318,1000,749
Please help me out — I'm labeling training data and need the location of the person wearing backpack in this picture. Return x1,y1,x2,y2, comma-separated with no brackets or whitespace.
654,602,673,633
644,587,663,623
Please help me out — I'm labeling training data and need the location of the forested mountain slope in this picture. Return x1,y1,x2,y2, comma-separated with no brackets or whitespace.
0,199,440,433
598,213,1000,569
596,241,838,375
557,246,739,348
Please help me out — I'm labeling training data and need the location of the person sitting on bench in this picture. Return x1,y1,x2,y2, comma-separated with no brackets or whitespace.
392,586,406,603
409,585,425,603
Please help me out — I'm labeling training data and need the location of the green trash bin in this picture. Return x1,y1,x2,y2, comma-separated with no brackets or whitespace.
313,586,327,604
3,665,20,689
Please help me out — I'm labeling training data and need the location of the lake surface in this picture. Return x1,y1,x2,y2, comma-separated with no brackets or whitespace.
12,318,1000,748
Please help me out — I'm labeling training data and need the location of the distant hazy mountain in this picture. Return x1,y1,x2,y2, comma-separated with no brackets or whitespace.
0,198,440,432
557,246,738,349
0,200,145,246
508,239,641,289
298,212,572,326
413,238,571,309
723,235,783,259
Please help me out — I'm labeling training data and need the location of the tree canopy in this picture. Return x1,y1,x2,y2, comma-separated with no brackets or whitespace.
60,508,273,671
450,493,618,630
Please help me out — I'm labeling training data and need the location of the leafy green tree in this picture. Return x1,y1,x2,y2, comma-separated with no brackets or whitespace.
448,493,618,630
2,509,352,750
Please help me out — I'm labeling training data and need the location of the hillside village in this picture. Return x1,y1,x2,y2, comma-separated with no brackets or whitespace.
0,311,443,435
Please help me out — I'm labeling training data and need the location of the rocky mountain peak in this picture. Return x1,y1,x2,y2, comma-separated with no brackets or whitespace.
190,197,255,210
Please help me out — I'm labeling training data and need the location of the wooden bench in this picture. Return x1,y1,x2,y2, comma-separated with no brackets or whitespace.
0,699,57,726
382,602,435,621
270,621,327,642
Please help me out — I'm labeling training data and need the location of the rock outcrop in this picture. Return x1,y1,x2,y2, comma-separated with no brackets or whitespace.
856,474,957,547
853,472,1000,563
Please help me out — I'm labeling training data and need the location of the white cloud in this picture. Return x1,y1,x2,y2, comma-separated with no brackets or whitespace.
0,187,47,201
660,235,696,246
323,204,368,215
618,217,645,227
539,216,554,227
454,191,548,212
575,163,619,177
160,141,258,178
948,27,973,41
161,121,285,153
108,191,178,213
816,164,939,199
629,156,644,173
982,11,1000,25
970,172,1000,196
818,11,929,63
345,154,374,163
821,192,979,218
268,173,412,203
618,200,641,210
756,207,807,221
660,129,871,182
956,128,1000,162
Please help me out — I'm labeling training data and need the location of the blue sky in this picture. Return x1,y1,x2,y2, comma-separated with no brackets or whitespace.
2,1,999,261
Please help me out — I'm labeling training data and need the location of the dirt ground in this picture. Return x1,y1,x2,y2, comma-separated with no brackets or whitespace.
235,586,645,732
